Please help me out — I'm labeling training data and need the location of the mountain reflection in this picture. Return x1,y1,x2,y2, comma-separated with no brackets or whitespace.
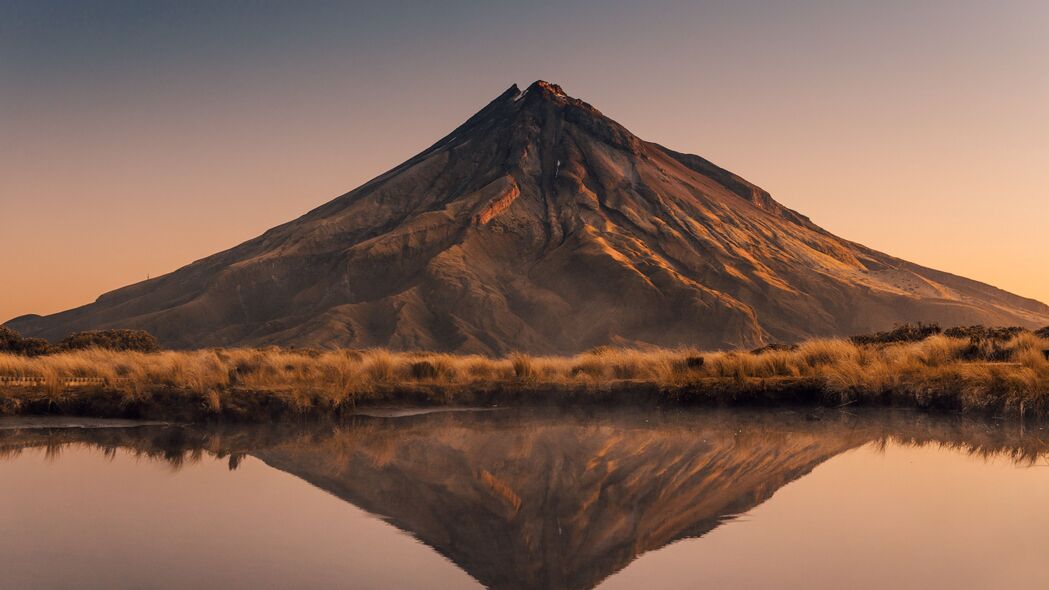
1,408,1045,590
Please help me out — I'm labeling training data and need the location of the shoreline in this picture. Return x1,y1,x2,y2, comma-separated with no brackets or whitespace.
0,372,1043,422
2,378,831,421
1,332,1047,421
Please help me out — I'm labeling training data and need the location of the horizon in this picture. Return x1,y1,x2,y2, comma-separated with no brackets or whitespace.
2,0,1048,324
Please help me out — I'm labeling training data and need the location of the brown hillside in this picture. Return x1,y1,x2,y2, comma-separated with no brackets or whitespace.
8,81,1049,352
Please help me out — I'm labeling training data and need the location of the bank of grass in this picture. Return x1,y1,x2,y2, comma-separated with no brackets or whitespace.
0,333,1047,420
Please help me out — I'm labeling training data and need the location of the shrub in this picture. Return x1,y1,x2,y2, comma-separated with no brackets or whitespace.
0,326,52,356
958,337,1013,362
1035,326,1049,339
944,325,1026,341
58,329,159,353
18,337,51,357
851,323,941,345
750,343,798,355
0,326,20,348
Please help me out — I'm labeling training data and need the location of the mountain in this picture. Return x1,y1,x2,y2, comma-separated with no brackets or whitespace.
8,80,1049,352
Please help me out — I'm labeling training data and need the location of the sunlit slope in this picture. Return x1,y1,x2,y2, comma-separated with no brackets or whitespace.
10,81,1048,352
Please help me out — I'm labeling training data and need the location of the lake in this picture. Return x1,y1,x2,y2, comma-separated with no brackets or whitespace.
1,408,1048,589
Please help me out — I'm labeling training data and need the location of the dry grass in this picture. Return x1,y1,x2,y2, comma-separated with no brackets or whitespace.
0,334,1047,419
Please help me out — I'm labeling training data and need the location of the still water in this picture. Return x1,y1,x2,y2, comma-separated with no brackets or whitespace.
1,408,1048,589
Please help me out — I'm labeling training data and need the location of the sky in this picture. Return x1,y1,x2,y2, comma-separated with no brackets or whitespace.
2,0,1047,323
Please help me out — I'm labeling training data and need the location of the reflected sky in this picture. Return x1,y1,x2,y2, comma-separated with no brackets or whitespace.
1,408,1048,589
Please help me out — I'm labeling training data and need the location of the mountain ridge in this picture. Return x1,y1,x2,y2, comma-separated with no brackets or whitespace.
8,80,1049,352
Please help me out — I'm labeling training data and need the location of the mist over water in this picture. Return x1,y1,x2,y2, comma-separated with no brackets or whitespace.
2,408,1048,589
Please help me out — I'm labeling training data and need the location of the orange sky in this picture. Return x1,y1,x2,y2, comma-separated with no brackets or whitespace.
2,1,1047,323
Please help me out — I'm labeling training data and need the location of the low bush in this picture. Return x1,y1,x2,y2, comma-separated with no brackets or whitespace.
958,337,1013,362
944,325,1027,341
0,326,52,356
750,343,798,355
57,330,159,353
851,323,941,345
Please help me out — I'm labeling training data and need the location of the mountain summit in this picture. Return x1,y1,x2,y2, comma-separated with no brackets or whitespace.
9,81,1049,352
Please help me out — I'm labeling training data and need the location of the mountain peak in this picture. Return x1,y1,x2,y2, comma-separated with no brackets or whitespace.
8,83,1049,352
502,80,575,107
527,80,568,97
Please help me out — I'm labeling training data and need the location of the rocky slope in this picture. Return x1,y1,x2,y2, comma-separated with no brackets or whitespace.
8,81,1049,352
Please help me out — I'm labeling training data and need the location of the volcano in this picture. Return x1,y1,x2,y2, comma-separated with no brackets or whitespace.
9,81,1049,352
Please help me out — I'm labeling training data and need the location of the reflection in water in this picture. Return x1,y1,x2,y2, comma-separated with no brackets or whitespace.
1,408,1047,589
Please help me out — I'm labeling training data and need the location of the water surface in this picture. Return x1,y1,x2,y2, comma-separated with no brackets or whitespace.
2,408,1048,589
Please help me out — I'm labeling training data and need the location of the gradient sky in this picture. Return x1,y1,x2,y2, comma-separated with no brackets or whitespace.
2,0,1047,323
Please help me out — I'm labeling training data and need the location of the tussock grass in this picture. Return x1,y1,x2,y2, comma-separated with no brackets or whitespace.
0,333,1047,420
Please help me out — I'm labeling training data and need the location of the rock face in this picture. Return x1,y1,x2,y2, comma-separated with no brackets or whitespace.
8,81,1049,352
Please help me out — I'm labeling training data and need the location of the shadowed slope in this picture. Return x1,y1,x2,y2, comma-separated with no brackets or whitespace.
9,81,1049,352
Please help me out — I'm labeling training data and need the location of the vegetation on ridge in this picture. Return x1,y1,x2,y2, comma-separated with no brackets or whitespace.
0,326,50,357
0,327,159,356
